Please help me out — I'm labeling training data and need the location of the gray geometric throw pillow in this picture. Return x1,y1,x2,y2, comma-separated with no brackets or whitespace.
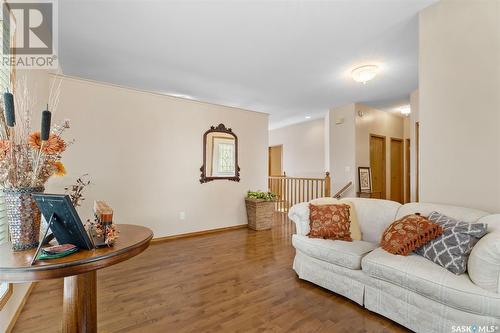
415,211,487,275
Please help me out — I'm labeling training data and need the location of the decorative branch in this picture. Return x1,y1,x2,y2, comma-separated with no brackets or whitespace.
64,174,91,207
0,103,8,140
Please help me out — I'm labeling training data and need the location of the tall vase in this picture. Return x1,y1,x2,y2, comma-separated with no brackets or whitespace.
3,187,44,251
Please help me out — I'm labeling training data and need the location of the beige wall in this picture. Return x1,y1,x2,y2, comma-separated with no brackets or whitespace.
419,0,500,212
327,104,357,197
409,90,420,202
403,116,410,141
269,118,325,178
355,104,405,199
403,115,411,203
44,74,268,237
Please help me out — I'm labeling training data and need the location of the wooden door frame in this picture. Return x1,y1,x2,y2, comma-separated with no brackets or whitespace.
405,138,411,203
390,137,404,203
369,134,387,199
268,144,283,176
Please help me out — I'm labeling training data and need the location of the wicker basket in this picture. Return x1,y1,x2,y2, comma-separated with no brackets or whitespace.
245,198,275,230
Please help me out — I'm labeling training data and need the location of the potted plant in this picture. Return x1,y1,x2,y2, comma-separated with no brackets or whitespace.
245,191,277,230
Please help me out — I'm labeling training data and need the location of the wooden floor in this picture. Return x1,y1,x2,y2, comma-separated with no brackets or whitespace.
13,214,409,333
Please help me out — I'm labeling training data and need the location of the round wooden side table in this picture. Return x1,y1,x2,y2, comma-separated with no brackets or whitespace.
0,224,153,333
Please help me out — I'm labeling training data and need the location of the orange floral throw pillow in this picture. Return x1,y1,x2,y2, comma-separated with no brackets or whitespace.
381,214,444,256
308,204,352,241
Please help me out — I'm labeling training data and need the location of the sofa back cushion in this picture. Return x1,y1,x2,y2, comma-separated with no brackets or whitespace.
288,198,400,242
343,198,401,243
288,200,491,245
396,202,489,223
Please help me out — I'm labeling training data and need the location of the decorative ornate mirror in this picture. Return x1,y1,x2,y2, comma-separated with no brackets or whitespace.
200,124,240,183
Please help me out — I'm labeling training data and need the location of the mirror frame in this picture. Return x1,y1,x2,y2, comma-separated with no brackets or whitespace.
200,123,240,183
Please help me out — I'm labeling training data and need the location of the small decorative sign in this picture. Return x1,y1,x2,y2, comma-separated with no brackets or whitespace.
358,167,372,193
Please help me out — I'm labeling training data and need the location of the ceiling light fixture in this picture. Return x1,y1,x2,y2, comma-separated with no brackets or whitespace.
351,65,379,84
305,116,311,119
399,105,411,116
167,92,194,100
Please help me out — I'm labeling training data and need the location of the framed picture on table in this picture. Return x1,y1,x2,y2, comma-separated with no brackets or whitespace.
358,167,372,193
32,193,95,250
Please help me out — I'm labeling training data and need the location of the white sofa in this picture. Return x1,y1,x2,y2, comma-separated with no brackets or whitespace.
289,198,500,333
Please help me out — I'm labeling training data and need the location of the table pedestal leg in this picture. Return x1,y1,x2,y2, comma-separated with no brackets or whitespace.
62,271,97,333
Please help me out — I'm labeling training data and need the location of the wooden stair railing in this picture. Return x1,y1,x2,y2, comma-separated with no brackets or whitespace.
333,181,353,199
268,172,331,212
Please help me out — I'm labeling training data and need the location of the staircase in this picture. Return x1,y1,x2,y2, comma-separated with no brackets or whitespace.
268,172,330,212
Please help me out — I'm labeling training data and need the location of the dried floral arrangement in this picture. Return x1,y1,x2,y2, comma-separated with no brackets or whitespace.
66,174,119,246
90,200,118,246
56,164,119,249
86,218,118,246
65,174,91,208
0,77,70,189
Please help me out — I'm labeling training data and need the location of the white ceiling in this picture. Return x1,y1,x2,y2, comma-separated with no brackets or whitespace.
58,0,436,129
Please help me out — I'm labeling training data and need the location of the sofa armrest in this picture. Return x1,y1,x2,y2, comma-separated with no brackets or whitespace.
468,227,500,293
288,202,310,236
477,214,500,233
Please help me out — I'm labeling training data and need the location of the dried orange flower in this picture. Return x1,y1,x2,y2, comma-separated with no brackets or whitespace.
52,161,66,176
28,132,42,149
0,140,10,160
29,132,66,155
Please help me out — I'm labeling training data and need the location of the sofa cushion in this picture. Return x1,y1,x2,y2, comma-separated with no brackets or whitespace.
362,248,500,318
416,211,488,275
292,234,377,269
365,278,500,333
310,198,362,240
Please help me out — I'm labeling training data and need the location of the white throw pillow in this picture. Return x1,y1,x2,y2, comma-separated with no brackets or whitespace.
468,231,500,293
